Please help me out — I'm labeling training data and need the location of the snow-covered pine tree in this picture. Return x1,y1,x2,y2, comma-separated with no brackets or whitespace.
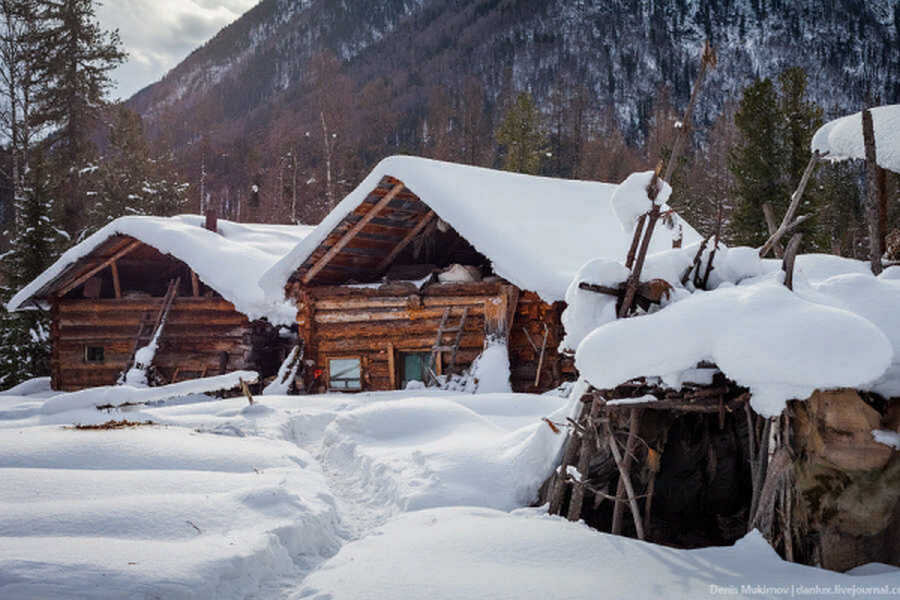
84,105,188,233
0,152,66,389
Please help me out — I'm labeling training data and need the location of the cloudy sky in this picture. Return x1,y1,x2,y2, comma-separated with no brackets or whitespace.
97,0,259,100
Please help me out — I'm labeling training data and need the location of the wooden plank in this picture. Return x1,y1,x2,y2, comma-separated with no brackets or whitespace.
376,210,436,272
314,305,484,324
56,240,143,297
110,260,122,299
302,183,405,284
387,343,396,390
191,270,200,297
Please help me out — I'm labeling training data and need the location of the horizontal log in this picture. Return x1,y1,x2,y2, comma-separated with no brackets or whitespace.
316,316,485,339
312,294,498,311
58,324,249,341
317,332,484,353
57,298,239,312
314,305,483,324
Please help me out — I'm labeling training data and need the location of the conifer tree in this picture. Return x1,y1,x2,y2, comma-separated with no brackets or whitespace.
495,92,546,175
31,0,125,237
85,105,188,232
0,151,65,388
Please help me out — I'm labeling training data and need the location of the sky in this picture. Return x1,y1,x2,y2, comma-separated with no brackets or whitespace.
97,0,259,101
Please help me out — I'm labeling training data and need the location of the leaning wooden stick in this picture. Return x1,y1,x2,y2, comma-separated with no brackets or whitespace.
605,419,646,540
759,151,821,258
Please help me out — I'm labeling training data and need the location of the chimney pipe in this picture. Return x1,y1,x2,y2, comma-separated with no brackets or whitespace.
205,208,218,233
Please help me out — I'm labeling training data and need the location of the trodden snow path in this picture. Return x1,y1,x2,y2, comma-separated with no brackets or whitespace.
1,387,898,599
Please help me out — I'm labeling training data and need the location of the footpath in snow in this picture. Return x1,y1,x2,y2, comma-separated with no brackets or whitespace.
0,385,898,599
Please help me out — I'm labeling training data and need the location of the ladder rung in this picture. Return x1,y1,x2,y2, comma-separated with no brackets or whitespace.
432,345,454,352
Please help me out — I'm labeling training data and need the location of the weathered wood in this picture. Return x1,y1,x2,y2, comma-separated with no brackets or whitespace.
759,152,819,258
191,270,200,297
567,397,601,521
375,210,436,272
761,203,784,258
782,233,802,290
110,260,122,299
611,408,642,535
534,323,549,388
749,417,773,530
605,419,645,540
56,240,142,297
619,203,661,318
663,40,715,184
302,183,405,284
862,107,884,275
387,343,396,390
314,305,484,325
625,215,646,270
578,282,620,296
548,399,590,515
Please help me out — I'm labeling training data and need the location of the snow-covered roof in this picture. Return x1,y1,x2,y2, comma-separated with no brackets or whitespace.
261,156,700,303
570,243,900,417
8,215,314,324
812,104,900,173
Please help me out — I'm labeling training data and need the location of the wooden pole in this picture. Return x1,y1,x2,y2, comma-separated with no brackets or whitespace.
56,240,142,297
782,233,802,290
862,108,884,275
663,40,715,184
759,152,820,258
567,397,601,521
762,203,784,258
605,419,646,540
534,323,549,388
548,399,589,515
611,408,641,535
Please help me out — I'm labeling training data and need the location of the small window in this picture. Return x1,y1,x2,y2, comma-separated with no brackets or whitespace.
401,352,432,388
84,346,105,363
328,358,362,390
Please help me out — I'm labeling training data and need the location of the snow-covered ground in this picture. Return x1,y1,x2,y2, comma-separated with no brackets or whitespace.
0,385,898,599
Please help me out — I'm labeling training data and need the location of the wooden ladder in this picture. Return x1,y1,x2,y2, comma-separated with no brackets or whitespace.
119,278,180,383
425,307,468,384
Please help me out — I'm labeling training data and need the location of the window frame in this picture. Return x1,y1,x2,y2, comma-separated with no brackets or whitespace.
84,345,105,363
326,355,363,391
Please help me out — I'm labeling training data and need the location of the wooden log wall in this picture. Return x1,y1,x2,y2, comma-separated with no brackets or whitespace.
52,297,257,391
295,281,572,393
508,292,570,393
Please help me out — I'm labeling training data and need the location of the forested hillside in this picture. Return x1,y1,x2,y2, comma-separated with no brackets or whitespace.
125,0,899,225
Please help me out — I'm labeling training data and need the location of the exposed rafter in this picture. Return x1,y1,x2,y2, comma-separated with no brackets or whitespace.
56,240,143,297
376,210,436,273
302,183,405,284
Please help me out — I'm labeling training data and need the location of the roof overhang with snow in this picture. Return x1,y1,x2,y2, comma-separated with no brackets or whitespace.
8,215,313,324
812,104,900,173
261,156,701,304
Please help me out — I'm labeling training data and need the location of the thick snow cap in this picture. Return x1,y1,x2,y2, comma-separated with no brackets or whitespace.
261,156,700,304
812,104,900,173
8,215,313,324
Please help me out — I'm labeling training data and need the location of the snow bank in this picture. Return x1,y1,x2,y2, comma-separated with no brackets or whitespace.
467,339,513,393
8,215,313,324
320,394,568,514
812,104,900,173
261,156,699,304
0,376,51,397
297,507,900,600
39,371,258,415
0,423,341,599
576,277,892,416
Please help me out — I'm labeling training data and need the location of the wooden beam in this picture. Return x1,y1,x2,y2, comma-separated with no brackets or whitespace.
375,210,435,273
110,260,122,299
191,270,200,297
387,343,396,390
57,240,142,297
302,183,405,284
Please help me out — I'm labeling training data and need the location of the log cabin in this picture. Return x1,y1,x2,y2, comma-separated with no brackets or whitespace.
260,156,699,393
7,214,312,391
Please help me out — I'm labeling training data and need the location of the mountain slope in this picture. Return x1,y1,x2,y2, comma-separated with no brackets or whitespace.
126,0,900,222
